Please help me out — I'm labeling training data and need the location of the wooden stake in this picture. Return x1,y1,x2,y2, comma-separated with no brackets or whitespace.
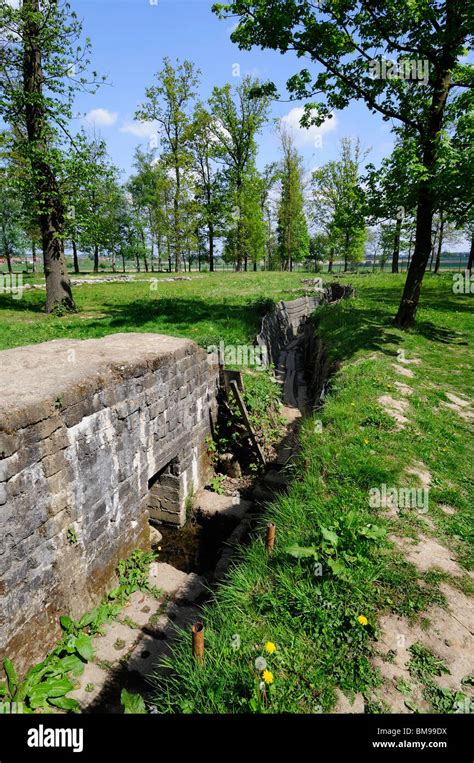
192,622,204,663
266,523,276,554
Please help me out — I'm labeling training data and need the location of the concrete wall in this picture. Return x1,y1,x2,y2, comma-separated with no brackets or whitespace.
0,333,218,676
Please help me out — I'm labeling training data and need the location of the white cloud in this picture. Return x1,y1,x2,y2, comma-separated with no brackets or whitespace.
119,120,160,139
280,107,337,146
83,108,118,127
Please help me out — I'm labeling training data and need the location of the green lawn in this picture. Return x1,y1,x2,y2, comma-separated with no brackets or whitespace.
0,271,308,351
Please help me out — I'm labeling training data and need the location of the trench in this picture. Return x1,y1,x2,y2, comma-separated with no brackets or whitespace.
82,282,353,712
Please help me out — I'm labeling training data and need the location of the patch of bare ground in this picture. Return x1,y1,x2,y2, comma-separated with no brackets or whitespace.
441,392,474,424
405,461,432,488
390,534,464,577
392,363,414,378
378,395,410,429
394,381,414,397
370,591,474,713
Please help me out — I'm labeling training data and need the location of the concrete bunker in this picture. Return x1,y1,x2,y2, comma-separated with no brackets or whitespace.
0,333,218,676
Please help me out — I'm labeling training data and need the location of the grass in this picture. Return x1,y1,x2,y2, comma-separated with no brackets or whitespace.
1,269,472,713
0,271,306,351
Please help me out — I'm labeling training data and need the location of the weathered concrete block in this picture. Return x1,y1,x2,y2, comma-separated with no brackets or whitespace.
0,333,218,678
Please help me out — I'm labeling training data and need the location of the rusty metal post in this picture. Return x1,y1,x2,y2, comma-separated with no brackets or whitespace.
192,622,204,663
266,523,276,554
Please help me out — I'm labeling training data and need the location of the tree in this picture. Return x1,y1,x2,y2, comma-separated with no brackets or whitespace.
63,132,120,274
209,75,269,270
365,135,419,273
0,0,103,311
277,126,310,271
312,138,367,272
0,151,27,274
214,0,473,325
309,232,331,272
189,104,228,272
136,58,200,272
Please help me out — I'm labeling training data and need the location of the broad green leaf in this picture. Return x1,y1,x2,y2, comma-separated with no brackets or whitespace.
60,615,74,633
121,688,147,714
326,558,347,577
3,659,17,697
75,635,94,663
284,544,317,559
28,677,75,708
0,683,7,696
78,609,98,628
320,525,339,547
359,524,386,540
48,696,81,713
56,655,85,677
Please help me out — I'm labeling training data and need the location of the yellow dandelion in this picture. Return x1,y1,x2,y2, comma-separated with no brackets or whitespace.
357,615,368,626
363,438,369,445
264,641,276,654
262,669,274,685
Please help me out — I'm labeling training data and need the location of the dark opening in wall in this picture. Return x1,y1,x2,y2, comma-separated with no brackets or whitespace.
147,456,184,527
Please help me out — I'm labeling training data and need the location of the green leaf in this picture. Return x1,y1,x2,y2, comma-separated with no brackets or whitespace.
56,655,85,677
326,558,347,577
120,688,147,714
3,659,18,697
0,683,7,696
48,696,81,713
75,635,94,663
60,615,74,633
284,544,317,559
320,525,339,547
28,677,75,708
78,608,99,628
359,524,386,540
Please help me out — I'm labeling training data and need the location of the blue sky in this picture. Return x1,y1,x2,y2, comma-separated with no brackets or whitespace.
72,0,395,180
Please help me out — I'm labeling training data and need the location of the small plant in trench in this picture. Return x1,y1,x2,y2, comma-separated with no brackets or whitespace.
0,615,95,714
0,549,160,713
209,474,225,495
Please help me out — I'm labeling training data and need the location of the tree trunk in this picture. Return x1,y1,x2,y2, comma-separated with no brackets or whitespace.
391,217,401,273
468,232,474,274
140,230,149,272
173,145,181,273
2,224,13,274
429,221,438,271
395,2,457,327
32,239,37,274
122,250,126,273
5,248,13,275
328,247,334,273
72,240,80,274
22,0,75,313
209,221,214,272
93,244,99,273
434,215,445,274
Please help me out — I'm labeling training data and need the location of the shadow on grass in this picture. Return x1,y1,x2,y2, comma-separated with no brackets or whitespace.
79,296,266,346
